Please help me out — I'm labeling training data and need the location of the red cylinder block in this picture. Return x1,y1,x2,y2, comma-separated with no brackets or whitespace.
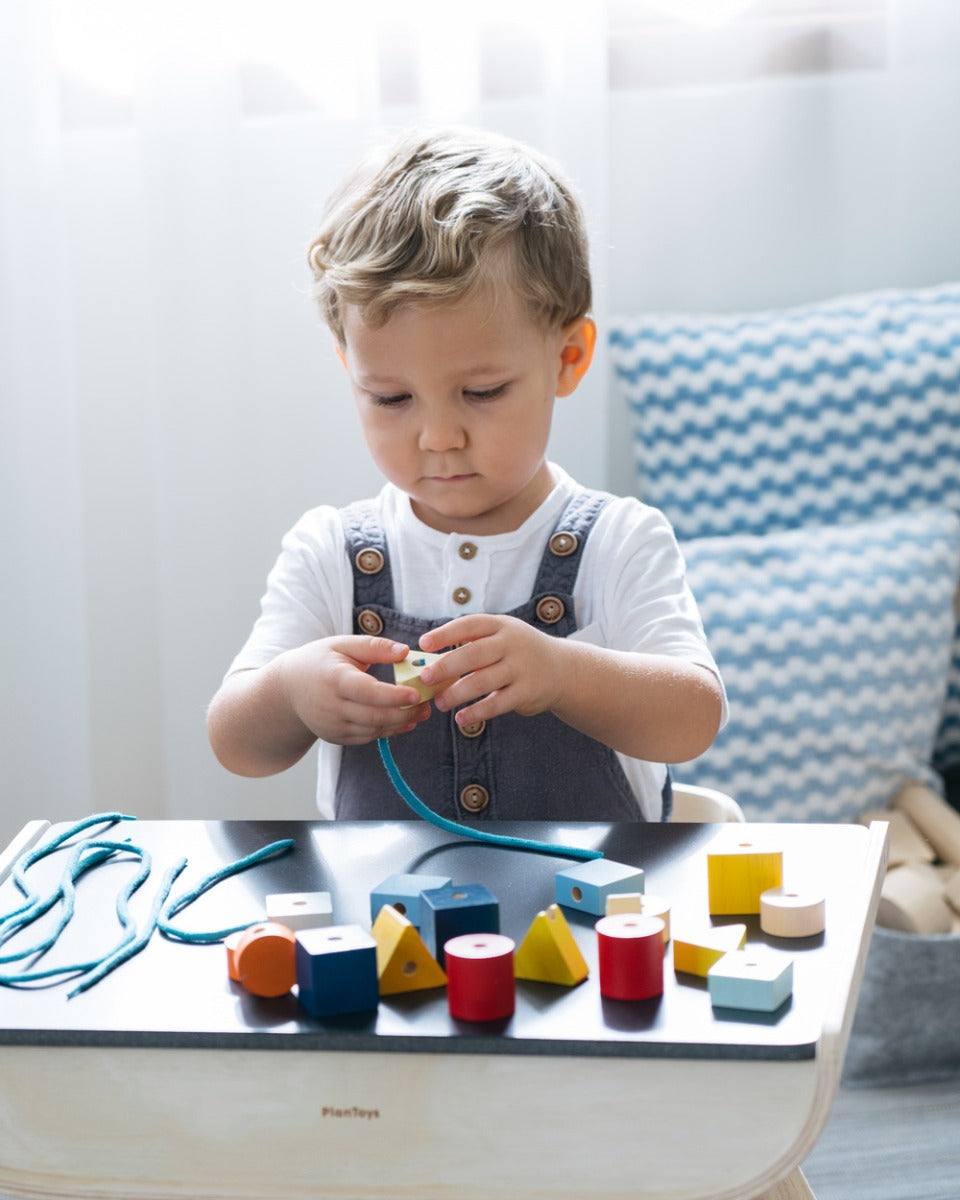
596,914,665,1000
444,933,516,1022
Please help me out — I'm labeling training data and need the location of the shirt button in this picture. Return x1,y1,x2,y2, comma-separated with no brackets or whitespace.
355,547,385,575
357,608,384,635
458,719,486,738
453,586,471,606
549,532,578,557
460,784,490,813
458,542,478,560
535,596,565,625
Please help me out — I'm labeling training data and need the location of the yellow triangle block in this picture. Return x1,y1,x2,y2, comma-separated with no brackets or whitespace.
673,923,747,977
372,905,447,994
514,904,589,986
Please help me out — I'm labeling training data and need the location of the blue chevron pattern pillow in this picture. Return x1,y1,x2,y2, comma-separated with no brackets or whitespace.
609,283,960,772
674,508,960,822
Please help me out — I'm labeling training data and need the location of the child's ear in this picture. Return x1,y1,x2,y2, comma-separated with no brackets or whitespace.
335,344,348,369
555,317,597,397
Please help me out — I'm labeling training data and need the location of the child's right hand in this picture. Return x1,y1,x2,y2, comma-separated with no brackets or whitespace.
279,635,431,745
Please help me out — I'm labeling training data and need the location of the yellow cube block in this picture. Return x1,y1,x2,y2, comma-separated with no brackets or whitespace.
707,842,783,915
673,923,747,977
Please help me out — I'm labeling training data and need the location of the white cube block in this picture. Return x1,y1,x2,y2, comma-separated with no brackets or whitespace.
266,891,333,932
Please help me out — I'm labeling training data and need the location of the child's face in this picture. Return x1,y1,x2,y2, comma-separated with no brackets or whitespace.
341,288,581,535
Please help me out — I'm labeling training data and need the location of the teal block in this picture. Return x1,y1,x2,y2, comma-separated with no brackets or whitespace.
555,859,645,916
370,873,452,927
419,883,499,968
707,949,794,1012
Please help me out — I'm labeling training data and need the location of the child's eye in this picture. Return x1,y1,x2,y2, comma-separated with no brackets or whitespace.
370,392,411,407
464,384,508,401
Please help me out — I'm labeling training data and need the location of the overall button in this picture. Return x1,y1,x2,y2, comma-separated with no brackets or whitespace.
535,596,565,625
460,784,490,813
458,719,486,738
458,542,478,560
453,586,471,606
357,609,384,635
355,548,385,575
549,531,578,557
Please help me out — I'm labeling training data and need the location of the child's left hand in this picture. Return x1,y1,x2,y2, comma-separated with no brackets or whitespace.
417,615,566,727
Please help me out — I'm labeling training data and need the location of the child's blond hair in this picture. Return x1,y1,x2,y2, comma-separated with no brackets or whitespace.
308,127,592,345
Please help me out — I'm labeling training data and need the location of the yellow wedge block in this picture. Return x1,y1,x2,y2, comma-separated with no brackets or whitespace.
514,904,589,986
393,651,448,703
673,923,747,977
372,905,447,994
707,843,783,915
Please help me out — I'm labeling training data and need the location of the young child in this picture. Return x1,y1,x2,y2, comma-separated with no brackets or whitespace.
207,127,726,823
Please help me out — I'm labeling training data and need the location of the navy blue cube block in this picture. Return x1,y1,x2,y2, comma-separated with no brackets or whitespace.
295,924,379,1018
419,883,499,968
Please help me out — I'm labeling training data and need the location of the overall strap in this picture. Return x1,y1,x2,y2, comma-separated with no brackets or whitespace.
340,499,395,610
531,488,611,596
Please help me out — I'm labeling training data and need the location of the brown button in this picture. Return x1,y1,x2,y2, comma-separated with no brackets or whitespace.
460,784,490,813
355,548,385,575
549,532,578,557
458,719,486,739
357,608,384,635
452,586,471,606
458,542,478,560
535,596,565,625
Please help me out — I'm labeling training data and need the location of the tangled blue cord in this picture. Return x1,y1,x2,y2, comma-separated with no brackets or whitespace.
0,814,295,997
377,737,603,861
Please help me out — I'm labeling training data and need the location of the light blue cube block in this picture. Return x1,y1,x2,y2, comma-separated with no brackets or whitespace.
369,873,452,926
555,859,645,916
707,948,794,1013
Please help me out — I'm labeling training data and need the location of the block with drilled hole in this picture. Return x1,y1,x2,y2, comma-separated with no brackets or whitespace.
371,905,447,995
369,873,452,927
394,650,449,703
555,859,645,917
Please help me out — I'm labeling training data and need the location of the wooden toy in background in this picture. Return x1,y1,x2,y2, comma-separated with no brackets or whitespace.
514,903,589,985
605,892,672,942
875,864,954,934
369,873,452,926
555,859,645,916
295,925,380,1018
595,914,665,1001
393,650,449,703
371,904,447,995
707,948,794,1013
858,781,960,934
266,891,333,932
759,887,826,939
230,922,297,998
673,924,747,977
445,933,516,1021
707,841,783,915
419,883,499,968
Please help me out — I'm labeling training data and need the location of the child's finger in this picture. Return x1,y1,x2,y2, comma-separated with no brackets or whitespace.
331,635,410,666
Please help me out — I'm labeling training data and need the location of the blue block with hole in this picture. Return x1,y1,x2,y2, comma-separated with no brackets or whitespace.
295,924,380,1018
555,859,645,916
707,948,794,1012
419,883,499,968
369,873,453,927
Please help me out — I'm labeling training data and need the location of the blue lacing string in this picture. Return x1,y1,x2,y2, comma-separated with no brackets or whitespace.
0,814,295,996
377,737,603,861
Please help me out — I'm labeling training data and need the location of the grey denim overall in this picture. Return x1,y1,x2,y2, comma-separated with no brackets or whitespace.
334,489,671,822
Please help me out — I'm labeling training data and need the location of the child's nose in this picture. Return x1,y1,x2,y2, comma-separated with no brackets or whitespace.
418,410,467,451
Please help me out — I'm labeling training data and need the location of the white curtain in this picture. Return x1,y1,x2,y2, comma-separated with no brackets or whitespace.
2,0,959,841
